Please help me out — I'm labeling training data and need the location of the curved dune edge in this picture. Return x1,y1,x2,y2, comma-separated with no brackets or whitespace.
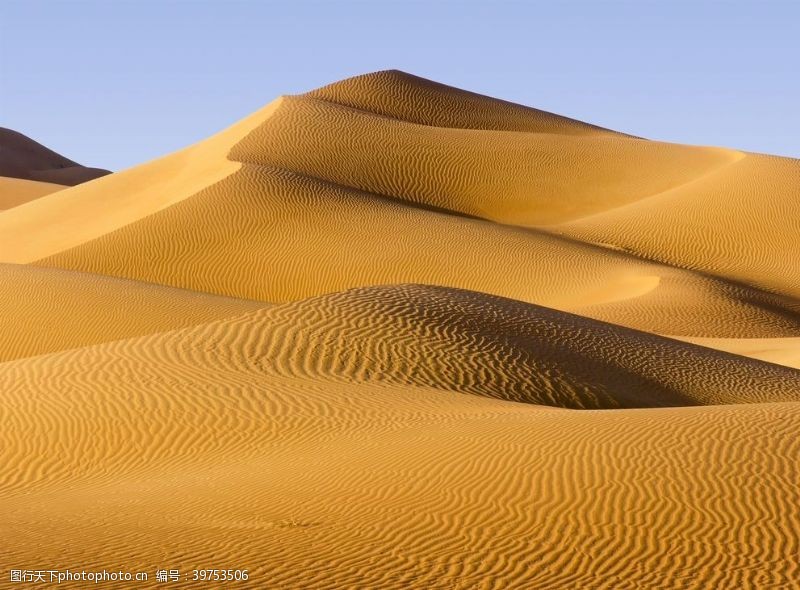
229,93,742,226
0,99,284,264
674,335,800,370
4,284,797,409
0,263,267,362
32,162,800,339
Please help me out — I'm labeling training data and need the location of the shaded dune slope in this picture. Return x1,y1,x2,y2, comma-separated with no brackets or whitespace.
6,284,796,410
0,263,266,362
306,70,623,135
200,284,800,409
0,127,110,185
0,176,65,210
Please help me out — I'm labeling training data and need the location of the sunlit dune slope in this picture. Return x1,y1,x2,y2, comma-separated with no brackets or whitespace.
1,70,798,351
0,100,283,263
675,336,800,370
0,264,266,362
231,93,739,225
0,176,65,210
184,284,800,409
0,127,110,185
31,162,800,339
2,284,799,588
557,152,800,298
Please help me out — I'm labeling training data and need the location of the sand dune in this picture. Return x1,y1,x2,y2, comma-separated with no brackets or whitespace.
0,176,65,210
675,336,800,370
231,93,740,225
0,263,266,362
2,285,799,588
0,72,793,345
0,127,110,186
161,284,800,409
2,70,799,588
16,156,800,341
557,152,800,298
33,163,800,338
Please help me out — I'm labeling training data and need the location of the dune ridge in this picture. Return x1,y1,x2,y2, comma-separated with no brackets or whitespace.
182,284,800,409
0,263,267,362
306,70,624,135
26,162,800,341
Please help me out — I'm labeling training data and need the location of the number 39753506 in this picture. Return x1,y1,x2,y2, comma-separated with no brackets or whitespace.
191,569,249,581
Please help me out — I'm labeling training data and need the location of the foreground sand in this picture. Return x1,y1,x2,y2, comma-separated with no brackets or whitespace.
1,71,799,588
3,286,800,588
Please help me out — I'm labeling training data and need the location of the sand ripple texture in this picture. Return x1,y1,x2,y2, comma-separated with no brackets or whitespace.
32,163,800,340
2,285,800,588
0,264,266,362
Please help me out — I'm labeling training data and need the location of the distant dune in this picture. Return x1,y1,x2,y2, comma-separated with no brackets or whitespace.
0,127,110,186
1,71,798,589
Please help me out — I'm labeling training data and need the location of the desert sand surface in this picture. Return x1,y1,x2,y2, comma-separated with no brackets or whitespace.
0,264,266,362
675,336,800,371
2,71,799,589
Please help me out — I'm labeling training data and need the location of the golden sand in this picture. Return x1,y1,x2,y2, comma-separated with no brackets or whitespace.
1,71,798,588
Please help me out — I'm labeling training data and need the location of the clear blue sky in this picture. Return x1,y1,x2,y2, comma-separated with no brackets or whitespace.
1,0,798,171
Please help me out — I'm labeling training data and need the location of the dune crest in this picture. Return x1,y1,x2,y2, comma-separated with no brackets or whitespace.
176,284,800,409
